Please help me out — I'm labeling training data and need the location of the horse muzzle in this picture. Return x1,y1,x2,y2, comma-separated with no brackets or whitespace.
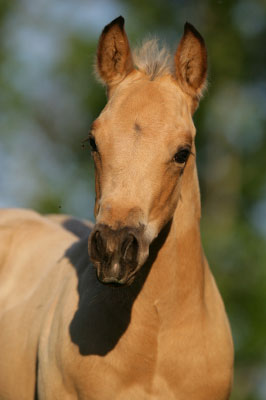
88,224,149,286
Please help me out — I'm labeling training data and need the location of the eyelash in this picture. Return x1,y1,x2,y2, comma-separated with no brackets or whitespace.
89,136,98,152
82,133,98,153
173,148,191,164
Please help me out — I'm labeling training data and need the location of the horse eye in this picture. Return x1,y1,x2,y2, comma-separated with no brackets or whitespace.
173,148,191,164
89,136,97,152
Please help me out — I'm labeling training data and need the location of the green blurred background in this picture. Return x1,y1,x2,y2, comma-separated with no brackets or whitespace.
0,0,265,398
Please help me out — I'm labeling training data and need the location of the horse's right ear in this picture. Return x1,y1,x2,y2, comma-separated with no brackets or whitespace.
96,16,134,92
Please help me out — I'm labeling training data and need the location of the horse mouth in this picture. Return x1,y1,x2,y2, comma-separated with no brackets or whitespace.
96,277,128,288
94,262,139,287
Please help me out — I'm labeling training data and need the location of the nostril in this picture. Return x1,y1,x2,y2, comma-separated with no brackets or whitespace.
91,230,105,260
121,234,139,265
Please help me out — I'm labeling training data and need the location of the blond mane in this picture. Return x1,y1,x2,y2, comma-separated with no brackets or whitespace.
133,39,174,80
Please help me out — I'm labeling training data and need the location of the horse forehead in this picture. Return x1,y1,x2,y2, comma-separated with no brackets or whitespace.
113,79,185,117
101,79,190,138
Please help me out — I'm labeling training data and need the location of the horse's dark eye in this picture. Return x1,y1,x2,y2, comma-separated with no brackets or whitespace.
89,136,97,152
173,148,190,164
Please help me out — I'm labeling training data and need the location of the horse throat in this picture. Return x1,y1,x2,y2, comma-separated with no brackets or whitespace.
137,163,205,317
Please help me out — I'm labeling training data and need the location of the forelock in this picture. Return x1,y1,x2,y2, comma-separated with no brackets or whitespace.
133,39,174,80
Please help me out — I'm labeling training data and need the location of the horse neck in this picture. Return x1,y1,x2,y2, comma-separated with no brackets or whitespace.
135,162,205,321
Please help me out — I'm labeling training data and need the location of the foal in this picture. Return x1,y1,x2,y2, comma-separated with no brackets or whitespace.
0,17,233,399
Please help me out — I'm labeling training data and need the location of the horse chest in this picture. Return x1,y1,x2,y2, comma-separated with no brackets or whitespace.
72,355,230,400
66,323,231,400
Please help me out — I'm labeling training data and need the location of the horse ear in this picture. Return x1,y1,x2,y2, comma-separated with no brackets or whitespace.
97,16,134,91
175,23,207,101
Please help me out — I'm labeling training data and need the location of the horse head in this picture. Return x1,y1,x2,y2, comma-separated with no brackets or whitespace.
88,16,207,286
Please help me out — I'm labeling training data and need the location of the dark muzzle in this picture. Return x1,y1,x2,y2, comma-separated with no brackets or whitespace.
89,224,144,285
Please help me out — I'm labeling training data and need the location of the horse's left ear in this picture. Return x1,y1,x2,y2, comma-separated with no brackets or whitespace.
97,16,134,92
175,23,207,104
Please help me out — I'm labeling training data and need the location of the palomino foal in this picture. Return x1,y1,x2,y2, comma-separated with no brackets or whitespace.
0,17,233,399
